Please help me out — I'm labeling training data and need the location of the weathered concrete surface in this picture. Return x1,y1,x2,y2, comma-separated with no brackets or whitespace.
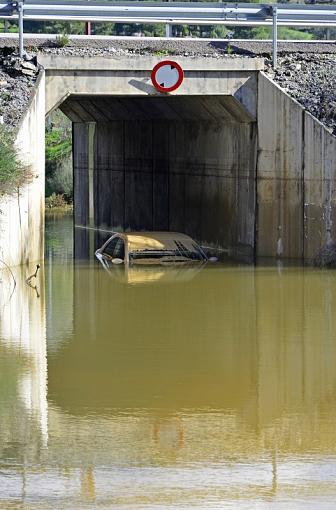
257,72,336,260
38,55,263,120
0,72,45,267
257,72,304,259
304,113,336,260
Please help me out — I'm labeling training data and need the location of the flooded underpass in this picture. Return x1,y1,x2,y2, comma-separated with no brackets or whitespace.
1,213,336,508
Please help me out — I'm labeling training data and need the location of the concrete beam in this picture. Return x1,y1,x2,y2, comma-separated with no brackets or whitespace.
60,95,255,123
38,55,265,72
38,54,260,120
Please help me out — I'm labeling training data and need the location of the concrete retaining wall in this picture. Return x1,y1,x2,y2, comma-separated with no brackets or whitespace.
257,72,336,260
0,72,45,267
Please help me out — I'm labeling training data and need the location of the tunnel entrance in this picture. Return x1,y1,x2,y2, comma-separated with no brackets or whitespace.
60,94,257,260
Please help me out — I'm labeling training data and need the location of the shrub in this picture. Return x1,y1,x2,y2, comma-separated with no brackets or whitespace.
45,192,68,209
0,125,32,197
55,33,70,47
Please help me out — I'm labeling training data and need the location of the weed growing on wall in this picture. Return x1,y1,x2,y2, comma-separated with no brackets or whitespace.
0,125,32,197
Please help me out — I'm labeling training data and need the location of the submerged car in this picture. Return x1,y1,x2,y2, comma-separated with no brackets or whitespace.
95,231,208,266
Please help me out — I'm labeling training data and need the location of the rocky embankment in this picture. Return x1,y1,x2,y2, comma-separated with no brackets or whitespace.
0,50,39,128
0,41,335,134
39,42,336,135
265,54,336,135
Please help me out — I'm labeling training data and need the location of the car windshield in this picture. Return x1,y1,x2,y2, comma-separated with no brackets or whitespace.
129,240,206,262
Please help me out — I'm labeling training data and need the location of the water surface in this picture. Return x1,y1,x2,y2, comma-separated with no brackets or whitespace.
0,213,336,509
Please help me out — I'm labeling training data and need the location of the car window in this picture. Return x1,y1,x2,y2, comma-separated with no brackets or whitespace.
103,237,119,257
174,240,204,260
114,239,125,259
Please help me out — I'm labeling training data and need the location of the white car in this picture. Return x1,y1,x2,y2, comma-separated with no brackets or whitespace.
95,231,209,266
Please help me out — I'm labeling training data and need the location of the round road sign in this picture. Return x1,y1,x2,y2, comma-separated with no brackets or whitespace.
151,60,184,93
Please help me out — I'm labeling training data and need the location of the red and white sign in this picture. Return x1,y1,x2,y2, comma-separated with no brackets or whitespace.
151,60,184,93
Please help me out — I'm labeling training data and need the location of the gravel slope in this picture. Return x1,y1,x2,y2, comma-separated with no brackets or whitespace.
0,39,335,133
265,54,336,134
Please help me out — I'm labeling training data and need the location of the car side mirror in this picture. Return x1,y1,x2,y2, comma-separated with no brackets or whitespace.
112,258,124,265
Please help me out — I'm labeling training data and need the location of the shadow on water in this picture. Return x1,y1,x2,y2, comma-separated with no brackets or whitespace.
1,214,336,507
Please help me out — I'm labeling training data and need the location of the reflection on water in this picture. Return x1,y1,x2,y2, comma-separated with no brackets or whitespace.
1,214,336,507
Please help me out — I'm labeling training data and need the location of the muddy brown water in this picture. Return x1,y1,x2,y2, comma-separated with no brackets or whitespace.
0,213,336,508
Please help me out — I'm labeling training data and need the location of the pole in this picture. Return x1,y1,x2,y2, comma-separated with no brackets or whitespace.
272,5,278,69
18,0,24,58
165,23,172,37
85,21,91,35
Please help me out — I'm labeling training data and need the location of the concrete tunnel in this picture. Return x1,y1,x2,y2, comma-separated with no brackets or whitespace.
7,54,332,267
60,94,257,259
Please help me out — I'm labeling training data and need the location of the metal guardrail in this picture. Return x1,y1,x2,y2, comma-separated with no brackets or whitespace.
0,1,336,66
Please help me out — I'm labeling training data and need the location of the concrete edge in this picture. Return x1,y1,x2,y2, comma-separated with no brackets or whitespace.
16,68,45,134
37,54,265,72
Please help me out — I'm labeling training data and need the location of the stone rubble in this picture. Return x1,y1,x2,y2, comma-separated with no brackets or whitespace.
0,49,38,128
265,53,336,135
0,42,335,134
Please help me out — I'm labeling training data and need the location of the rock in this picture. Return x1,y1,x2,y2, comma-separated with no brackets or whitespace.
21,68,35,76
21,61,37,72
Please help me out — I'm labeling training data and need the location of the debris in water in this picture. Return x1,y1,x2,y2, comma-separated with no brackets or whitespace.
314,243,336,268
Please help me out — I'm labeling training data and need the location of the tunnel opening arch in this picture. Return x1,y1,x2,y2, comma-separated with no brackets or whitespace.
58,93,257,260
41,54,263,261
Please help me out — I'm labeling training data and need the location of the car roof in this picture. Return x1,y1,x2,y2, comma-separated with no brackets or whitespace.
115,232,199,252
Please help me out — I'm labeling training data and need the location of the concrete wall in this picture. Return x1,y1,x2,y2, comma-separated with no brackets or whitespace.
73,118,257,256
38,55,263,120
304,112,336,260
0,263,47,443
257,72,336,260
0,72,45,267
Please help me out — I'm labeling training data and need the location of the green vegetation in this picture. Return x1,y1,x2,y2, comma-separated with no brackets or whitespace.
45,111,73,204
45,125,72,162
18,16,327,40
0,126,31,197
55,33,70,47
45,192,72,210
234,26,314,40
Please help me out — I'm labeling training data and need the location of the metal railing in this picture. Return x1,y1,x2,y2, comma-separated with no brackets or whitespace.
0,1,336,66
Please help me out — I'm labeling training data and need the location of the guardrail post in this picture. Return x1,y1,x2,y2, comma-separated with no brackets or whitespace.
85,21,91,35
165,24,172,37
18,0,24,58
272,5,278,69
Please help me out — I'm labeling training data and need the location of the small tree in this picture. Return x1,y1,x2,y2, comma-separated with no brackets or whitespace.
0,126,31,197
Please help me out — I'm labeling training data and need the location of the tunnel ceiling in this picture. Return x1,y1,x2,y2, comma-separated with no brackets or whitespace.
60,95,254,123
